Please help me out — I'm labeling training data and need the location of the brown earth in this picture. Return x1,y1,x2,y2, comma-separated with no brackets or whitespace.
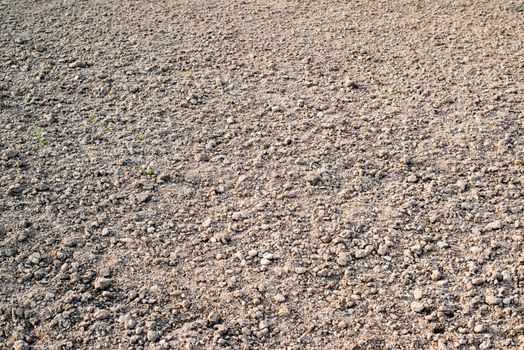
1,0,524,349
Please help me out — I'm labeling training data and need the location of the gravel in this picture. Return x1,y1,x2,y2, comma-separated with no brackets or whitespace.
1,0,524,349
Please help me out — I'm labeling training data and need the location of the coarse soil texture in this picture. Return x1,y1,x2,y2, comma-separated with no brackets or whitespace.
1,0,524,349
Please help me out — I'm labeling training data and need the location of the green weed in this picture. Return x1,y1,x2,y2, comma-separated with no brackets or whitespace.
32,126,47,146
105,123,116,132
146,166,154,177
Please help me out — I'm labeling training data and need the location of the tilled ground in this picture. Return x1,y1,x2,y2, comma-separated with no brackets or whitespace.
1,0,524,349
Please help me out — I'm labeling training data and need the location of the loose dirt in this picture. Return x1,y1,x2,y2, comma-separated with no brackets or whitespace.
1,0,524,349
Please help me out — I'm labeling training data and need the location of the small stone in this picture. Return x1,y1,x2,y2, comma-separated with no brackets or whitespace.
136,192,151,203
126,318,137,330
99,267,111,277
473,324,485,333
501,270,512,283
431,269,442,281
436,241,449,249
354,249,369,259
194,153,208,162
94,309,109,320
7,183,24,196
260,258,271,265
147,330,159,342
294,267,307,274
262,252,275,260
202,218,212,228
410,301,425,313
207,311,221,325
93,277,112,290
485,295,501,305
28,252,41,264
258,320,269,330
485,220,503,231
273,294,286,303
407,174,418,183
336,253,350,267
456,180,468,192
68,60,86,68
377,244,388,256
101,228,110,236
413,288,423,300
13,340,29,350
337,321,347,329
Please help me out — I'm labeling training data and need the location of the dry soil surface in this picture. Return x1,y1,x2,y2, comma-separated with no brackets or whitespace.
1,0,524,349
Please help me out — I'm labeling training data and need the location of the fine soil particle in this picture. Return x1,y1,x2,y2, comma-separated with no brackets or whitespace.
1,0,524,349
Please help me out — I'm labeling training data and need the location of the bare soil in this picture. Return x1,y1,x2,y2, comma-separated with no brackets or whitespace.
1,0,524,349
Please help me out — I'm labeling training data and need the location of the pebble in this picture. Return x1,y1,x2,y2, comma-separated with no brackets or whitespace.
259,320,269,330
7,183,24,196
100,267,111,277
260,252,275,265
262,252,275,260
68,60,87,68
474,324,485,333
501,270,512,283
207,311,221,324
93,277,112,290
274,294,286,303
407,174,418,183
126,318,137,330
202,218,212,228
354,249,369,259
456,179,468,192
94,309,109,320
410,301,425,313
260,258,272,265
377,244,388,256
147,330,159,342
294,267,307,274
136,192,151,203
13,340,29,350
431,269,442,281
336,253,350,267
485,220,503,231
28,252,41,264
413,288,423,300
485,295,501,305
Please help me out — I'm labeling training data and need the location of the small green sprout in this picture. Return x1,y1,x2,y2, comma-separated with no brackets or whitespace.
146,166,154,177
32,126,47,146
90,115,98,124
105,123,116,132
136,135,145,142
519,3,524,12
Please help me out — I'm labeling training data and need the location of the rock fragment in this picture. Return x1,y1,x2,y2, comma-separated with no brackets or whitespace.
485,295,501,305
410,301,425,313
93,277,112,290
274,294,286,303
485,220,503,231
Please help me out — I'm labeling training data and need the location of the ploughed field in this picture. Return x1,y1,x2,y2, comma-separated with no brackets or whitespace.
1,0,524,349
